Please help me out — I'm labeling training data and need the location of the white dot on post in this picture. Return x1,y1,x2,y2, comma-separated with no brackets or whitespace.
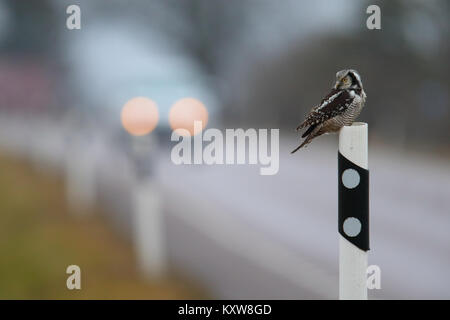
343,217,362,237
342,168,360,189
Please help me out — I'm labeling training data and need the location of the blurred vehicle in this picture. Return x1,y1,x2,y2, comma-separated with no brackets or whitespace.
65,22,219,136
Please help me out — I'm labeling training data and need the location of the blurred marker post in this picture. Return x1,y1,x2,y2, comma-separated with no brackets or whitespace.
65,130,99,214
338,122,369,300
121,97,166,278
131,134,167,278
29,118,67,175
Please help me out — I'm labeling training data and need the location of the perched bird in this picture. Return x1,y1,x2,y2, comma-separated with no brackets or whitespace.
291,69,367,153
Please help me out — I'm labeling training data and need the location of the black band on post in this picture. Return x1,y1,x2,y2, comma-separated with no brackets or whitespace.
338,151,369,251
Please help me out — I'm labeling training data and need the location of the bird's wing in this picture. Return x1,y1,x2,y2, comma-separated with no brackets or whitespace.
296,89,353,130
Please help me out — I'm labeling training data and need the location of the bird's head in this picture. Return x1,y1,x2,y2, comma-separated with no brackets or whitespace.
334,69,363,91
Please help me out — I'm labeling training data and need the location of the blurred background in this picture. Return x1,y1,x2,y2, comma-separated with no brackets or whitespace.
0,0,449,299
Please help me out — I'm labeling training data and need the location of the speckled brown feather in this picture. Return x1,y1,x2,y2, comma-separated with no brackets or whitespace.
292,70,366,153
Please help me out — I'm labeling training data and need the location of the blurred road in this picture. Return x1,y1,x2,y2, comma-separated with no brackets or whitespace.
0,115,449,299
158,138,450,299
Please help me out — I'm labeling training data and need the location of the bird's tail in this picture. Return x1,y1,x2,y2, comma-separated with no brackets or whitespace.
291,137,312,154
291,125,321,154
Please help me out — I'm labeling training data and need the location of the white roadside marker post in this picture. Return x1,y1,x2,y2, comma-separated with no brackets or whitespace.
131,135,167,278
65,132,100,215
338,122,369,300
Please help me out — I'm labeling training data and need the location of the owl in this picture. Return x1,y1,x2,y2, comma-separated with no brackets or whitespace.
291,69,367,153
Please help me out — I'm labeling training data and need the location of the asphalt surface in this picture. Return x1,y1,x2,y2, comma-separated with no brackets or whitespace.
158,138,450,299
